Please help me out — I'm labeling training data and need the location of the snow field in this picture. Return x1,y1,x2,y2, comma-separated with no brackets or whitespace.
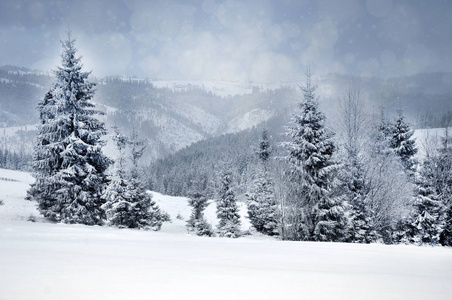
151,191,252,235
1,169,452,300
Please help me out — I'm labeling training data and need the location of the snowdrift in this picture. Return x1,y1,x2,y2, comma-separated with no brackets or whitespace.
0,168,451,300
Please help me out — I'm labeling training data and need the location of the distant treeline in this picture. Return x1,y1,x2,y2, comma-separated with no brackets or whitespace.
0,148,32,171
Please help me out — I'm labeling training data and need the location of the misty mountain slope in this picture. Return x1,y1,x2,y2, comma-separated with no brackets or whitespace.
1,65,452,162
147,114,289,197
0,66,52,126
319,72,452,126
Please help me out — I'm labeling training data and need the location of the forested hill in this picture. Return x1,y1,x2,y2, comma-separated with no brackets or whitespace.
146,114,289,198
0,66,52,126
1,65,452,163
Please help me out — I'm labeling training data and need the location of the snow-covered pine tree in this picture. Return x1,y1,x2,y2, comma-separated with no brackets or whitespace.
247,129,279,236
437,133,452,246
388,111,418,174
216,170,241,238
336,86,374,243
102,127,131,228
364,120,415,244
406,156,443,245
27,89,58,203
375,109,394,157
186,191,214,236
28,34,111,225
284,69,348,242
103,128,167,230
247,176,279,236
258,129,271,170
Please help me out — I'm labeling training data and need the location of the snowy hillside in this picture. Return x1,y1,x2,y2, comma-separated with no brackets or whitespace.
226,108,274,133
412,127,451,159
149,79,290,98
2,66,452,162
0,124,37,156
1,168,451,300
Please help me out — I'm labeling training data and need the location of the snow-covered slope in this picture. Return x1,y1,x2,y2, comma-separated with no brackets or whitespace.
150,79,286,98
0,124,37,154
227,108,273,133
0,168,36,222
1,168,452,300
413,127,450,159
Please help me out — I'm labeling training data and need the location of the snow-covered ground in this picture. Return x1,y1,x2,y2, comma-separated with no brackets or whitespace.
1,168,451,300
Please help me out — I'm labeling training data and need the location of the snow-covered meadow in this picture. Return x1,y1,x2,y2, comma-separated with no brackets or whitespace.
0,168,451,300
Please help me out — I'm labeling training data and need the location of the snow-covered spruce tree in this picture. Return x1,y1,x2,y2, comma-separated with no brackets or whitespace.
336,86,374,243
216,170,241,238
363,121,414,244
28,34,111,225
406,156,443,245
375,110,419,243
405,130,452,246
388,111,418,175
437,133,452,246
27,89,58,204
284,70,348,242
186,191,214,236
101,128,131,228
246,129,279,236
103,129,168,230
258,129,272,171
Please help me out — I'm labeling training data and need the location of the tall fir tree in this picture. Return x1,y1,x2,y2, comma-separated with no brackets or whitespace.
27,90,58,202
337,86,374,243
437,133,452,246
28,34,111,225
284,69,347,241
378,111,418,243
407,156,442,245
216,170,241,238
102,128,167,230
247,129,279,236
101,128,130,227
388,111,418,174
366,117,415,244
340,142,375,243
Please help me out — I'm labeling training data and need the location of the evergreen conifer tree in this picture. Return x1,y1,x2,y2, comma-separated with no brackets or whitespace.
284,69,348,241
407,157,442,244
367,120,416,243
27,90,58,202
187,191,214,236
102,128,167,230
437,136,452,246
247,176,279,235
28,34,111,225
388,111,418,174
216,170,241,238
341,155,376,243
336,87,375,243
247,130,279,236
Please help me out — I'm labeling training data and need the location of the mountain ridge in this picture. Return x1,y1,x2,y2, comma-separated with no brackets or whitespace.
1,65,451,162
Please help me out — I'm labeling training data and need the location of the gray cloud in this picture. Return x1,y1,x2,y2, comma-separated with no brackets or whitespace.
0,0,451,82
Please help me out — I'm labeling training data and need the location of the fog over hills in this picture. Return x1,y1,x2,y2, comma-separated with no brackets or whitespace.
1,65,451,161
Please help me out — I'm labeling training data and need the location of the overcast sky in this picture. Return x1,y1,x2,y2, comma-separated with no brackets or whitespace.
1,0,451,82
